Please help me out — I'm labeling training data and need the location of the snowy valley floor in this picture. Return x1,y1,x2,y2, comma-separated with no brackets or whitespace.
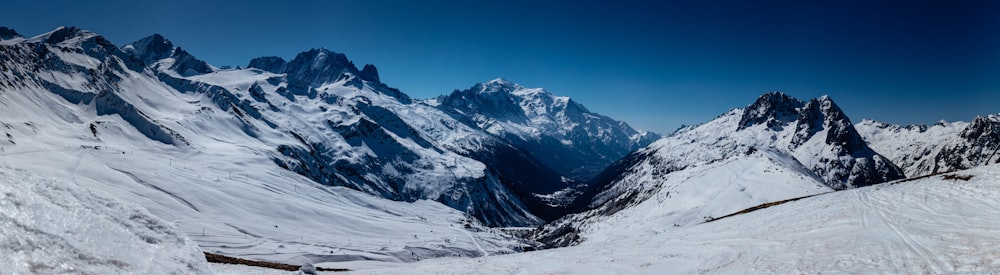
7,155,1000,274
334,165,1000,274
7,144,1000,274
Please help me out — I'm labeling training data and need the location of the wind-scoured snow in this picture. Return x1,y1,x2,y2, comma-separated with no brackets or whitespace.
350,164,1000,274
0,165,211,274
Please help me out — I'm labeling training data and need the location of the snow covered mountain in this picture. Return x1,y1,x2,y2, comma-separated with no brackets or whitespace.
435,78,659,182
0,26,572,264
7,25,1000,274
2,26,668,266
121,33,215,77
534,92,904,247
856,115,1000,177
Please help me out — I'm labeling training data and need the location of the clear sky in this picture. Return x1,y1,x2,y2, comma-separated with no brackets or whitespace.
4,0,1000,134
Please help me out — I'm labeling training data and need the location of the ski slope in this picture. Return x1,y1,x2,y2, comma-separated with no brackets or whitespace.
0,26,535,266
348,164,1000,274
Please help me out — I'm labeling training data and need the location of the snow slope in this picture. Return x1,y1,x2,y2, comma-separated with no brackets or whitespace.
535,147,833,247
0,164,211,274
0,26,531,265
350,164,1000,274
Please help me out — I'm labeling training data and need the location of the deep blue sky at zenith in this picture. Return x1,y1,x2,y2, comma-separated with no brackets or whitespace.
4,0,999,134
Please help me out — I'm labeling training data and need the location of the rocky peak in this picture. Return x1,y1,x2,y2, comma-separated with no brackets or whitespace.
247,56,287,74
960,115,1000,143
121,33,213,76
34,26,89,44
738,92,805,130
122,34,174,65
0,27,21,40
284,48,361,87
814,95,867,151
359,64,380,83
168,47,214,76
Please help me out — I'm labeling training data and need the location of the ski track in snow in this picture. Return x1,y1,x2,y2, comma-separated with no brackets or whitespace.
110,167,201,213
452,226,488,257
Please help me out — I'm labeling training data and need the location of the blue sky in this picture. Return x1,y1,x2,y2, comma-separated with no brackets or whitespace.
5,0,999,134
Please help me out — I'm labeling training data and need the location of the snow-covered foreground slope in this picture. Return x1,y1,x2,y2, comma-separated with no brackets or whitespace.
0,164,211,274
351,164,1000,274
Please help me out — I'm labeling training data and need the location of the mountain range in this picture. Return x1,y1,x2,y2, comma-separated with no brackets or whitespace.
3,26,1000,273
0,26,659,265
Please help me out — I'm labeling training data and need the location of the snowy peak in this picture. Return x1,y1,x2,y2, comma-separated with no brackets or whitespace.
122,33,213,76
0,27,21,40
28,26,95,45
284,48,362,87
247,48,383,88
481,78,522,92
23,26,123,59
121,34,174,65
437,79,660,181
739,92,866,152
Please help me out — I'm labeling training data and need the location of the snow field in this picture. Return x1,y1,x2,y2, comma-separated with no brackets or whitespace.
0,164,211,274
